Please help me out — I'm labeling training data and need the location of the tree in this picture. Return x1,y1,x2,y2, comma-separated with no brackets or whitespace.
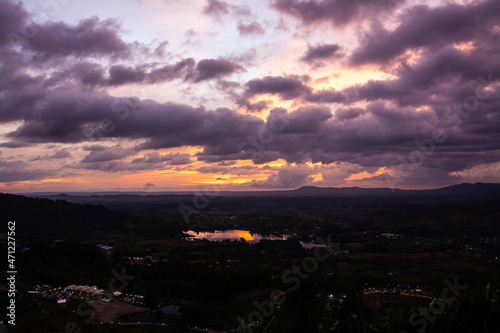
145,288,158,315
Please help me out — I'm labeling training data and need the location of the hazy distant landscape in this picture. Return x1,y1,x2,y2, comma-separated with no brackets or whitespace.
2,183,500,332
1,0,500,331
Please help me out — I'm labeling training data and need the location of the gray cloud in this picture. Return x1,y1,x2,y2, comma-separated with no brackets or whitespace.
238,21,265,36
243,75,312,100
272,0,402,27
249,168,315,188
350,0,500,66
131,152,192,165
301,43,342,66
203,0,230,20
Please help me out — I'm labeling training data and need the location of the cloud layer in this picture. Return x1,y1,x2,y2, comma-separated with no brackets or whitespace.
1,0,499,190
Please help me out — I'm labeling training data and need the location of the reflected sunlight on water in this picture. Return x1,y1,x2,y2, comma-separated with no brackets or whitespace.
185,230,287,243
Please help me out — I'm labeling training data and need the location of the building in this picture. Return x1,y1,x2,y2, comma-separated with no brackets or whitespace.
97,244,114,260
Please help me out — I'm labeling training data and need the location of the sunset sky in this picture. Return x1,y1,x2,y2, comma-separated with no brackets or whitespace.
1,0,499,193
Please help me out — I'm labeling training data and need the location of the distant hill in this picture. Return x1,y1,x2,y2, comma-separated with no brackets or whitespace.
0,193,187,242
2,183,499,242
288,182,500,199
0,193,132,240
17,182,500,206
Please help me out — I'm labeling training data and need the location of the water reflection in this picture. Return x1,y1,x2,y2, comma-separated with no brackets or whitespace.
185,230,287,243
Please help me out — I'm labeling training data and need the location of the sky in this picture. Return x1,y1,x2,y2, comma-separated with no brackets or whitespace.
0,0,499,193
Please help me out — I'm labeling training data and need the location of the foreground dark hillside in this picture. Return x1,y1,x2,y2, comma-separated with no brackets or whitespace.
1,186,500,333
0,193,184,243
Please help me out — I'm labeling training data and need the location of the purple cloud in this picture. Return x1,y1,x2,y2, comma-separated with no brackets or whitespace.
108,65,146,86
244,76,312,100
203,0,230,20
0,0,28,46
306,89,345,103
1,0,499,188
272,0,401,27
27,17,130,60
132,152,192,165
301,43,342,66
237,21,265,36
81,146,135,163
271,106,333,134
350,0,500,66
249,168,315,188
187,58,243,82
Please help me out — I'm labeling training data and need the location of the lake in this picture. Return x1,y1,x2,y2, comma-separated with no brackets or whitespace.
185,230,288,243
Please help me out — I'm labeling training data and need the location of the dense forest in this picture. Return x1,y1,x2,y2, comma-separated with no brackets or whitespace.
1,186,500,332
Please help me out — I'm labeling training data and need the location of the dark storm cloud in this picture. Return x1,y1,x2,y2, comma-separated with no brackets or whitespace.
10,81,494,178
274,106,333,134
82,144,107,151
2,0,170,66
243,76,312,100
218,161,236,166
246,100,270,113
301,43,342,65
26,17,130,60
347,45,500,108
108,65,146,86
0,140,32,148
334,107,366,120
81,147,135,163
131,152,192,165
31,149,71,161
70,62,106,86
67,58,196,86
249,168,315,188
0,73,46,123
0,169,56,182
51,149,71,159
350,0,500,66
2,87,264,155
235,98,270,113
73,160,157,172
305,89,345,103
194,99,472,168
187,58,243,83
237,21,265,36
0,0,28,46
195,106,329,163
2,0,499,187
197,165,261,176
73,147,195,172
0,159,56,182
151,58,197,83
272,0,401,27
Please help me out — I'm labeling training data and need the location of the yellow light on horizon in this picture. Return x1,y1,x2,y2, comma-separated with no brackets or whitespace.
346,167,387,181
453,41,475,51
